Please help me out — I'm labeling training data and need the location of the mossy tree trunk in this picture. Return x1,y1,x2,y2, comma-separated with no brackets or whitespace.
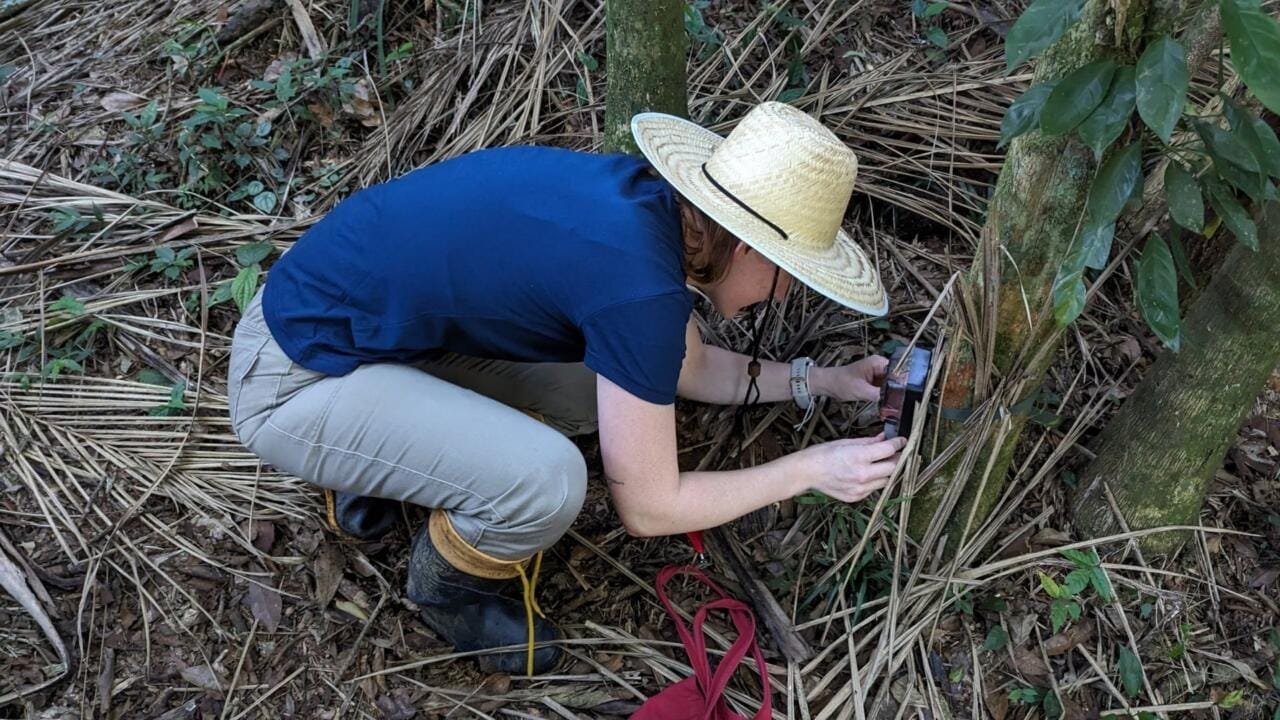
602,0,688,154
907,0,1148,549
1071,204,1280,554
903,1,1226,552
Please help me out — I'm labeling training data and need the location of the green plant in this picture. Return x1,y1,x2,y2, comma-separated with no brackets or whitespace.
912,0,951,59
1037,548,1113,633
684,0,723,59
1219,688,1246,709
574,50,598,107
208,241,274,312
127,245,195,280
1000,0,1280,351
176,88,281,207
89,101,171,195
33,293,105,382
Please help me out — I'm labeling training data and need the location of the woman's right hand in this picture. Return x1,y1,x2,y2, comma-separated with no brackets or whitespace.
794,434,907,503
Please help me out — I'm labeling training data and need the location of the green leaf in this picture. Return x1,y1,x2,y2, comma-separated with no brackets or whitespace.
1041,60,1117,136
1005,0,1087,73
924,2,948,17
0,330,23,350
1059,547,1095,568
1050,600,1071,633
244,179,265,196
1206,177,1259,250
1218,689,1245,709
575,50,599,72
1221,0,1280,116
1051,261,1086,327
252,191,277,214
1135,36,1189,144
1064,569,1091,596
1080,221,1116,269
1270,658,1279,690
231,264,260,313
49,294,86,317
1042,691,1063,720
235,241,274,267
209,280,234,307
1000,82,1058,148
1135,234,1181,351
1039,571,1067,599
927,26,949,49
1196,119,1262,174
1086,142,1143,225
275,63,295,102
1090,565,1115,601
1009,687,1042,704
984,626,1009,652
135,368,170,386
1169,230,1196,288
1079,66,1136,158
1067,601,1082,620
1224,98,1280,178
1165,162,1204,233
1118,647,1143,699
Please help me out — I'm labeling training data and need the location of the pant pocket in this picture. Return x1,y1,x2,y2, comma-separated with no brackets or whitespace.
227,329,271,439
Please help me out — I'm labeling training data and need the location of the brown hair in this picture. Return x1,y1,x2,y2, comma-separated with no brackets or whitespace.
678,197,739,285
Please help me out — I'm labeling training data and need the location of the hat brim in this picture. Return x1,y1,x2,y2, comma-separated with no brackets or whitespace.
631,112,888,316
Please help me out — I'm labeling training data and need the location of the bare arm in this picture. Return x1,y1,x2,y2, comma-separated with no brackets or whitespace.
676,317,888,406
598,374,904,537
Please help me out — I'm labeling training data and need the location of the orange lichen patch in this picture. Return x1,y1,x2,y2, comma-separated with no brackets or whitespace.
940,359,975,410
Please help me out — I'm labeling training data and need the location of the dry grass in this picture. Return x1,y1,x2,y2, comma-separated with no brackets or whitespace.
2,0,1278,718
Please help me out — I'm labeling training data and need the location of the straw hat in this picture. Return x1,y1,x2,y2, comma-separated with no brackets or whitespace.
631,101,887,316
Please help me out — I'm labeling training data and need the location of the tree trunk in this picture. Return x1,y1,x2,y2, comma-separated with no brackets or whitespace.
602,0,687,154
907,0,1131,547
1071,204,1280,554
905,0,1223,554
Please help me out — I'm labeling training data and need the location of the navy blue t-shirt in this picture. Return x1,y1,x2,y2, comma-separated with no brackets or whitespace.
261,146,692,404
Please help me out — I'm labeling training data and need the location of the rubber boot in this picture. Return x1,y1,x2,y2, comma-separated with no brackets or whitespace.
324,489,402,541
406,511,561,675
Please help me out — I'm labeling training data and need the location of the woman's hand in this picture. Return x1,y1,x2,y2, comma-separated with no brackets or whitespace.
813,355,888,403
793,434,906,503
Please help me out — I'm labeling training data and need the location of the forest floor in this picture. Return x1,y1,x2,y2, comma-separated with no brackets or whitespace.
1,0,1278,718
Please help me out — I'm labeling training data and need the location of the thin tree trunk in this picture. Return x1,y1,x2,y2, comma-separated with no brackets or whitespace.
1071,204,1280,554
602,0,687,154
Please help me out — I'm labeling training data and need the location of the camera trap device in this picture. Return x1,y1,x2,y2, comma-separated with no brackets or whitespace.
879,346,933,440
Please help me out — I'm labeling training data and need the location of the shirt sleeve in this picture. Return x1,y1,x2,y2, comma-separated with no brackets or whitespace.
580,291,691,405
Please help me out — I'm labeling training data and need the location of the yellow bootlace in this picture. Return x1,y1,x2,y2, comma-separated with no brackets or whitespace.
514,551,545,677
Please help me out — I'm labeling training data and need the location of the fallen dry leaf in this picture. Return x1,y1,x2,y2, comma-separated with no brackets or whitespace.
313,543,344,608
1012,646,1049,678
244,574,281,632
1044,622,1093,656
100,91,147,113
179,663,223,692
334,599,369,621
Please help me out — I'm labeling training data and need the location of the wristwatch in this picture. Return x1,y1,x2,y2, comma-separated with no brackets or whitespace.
790,356,817,428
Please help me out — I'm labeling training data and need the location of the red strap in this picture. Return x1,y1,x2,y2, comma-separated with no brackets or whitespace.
653,566,773,720
686,531,705,555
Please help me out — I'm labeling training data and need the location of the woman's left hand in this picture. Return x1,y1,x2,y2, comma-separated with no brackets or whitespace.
815,355,887,403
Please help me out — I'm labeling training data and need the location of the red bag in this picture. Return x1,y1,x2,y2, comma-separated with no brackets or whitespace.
632,566,773,720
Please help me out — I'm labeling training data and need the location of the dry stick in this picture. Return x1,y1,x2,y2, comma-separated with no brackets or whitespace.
227,666,306,720
704,527,813,663
1100,481,1167,708
219,620,258,720
1076,644,1138,716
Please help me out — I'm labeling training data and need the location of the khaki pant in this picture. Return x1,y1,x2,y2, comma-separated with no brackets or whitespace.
227,290,596,560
